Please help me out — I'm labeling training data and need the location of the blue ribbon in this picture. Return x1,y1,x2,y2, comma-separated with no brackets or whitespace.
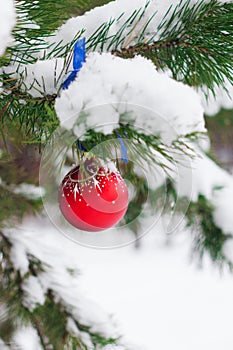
77,140,87,152
116,131,128,164
62,37,86,90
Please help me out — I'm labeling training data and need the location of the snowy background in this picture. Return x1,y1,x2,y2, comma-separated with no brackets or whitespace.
5,212,233,350
1,0,233,349
0,0,15,56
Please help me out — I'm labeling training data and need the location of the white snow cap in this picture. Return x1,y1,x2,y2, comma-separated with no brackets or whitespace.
49,0,177,50
188,151,232,202
23,58,66,97
0,0,16,56
3,214,120,339
22,276,45,311
7,58,67,98
55,52,205,140
12,326,43,350
10,241,29,276
178,148,233,236
199,79,233,116
0,339,10,350
12,183,45,200
49,0,226,53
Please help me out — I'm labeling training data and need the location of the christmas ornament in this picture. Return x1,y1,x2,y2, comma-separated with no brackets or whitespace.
58,159,129,232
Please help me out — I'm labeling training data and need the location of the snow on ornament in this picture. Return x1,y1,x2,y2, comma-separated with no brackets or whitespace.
58,159,129,232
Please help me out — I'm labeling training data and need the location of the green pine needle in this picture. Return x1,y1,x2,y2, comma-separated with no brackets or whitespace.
187,195,233,270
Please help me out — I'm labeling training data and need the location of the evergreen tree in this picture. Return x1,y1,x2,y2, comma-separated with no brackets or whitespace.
0,0,233,349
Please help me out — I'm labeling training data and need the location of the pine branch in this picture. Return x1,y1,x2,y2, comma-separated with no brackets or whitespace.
122,173,148,239
6,0,232,89
110,0,233,91
186,195,233,270
26,0,114,33
149,181,233,270
76,124,199,175
4,0,112,67
0,234,16,345
1,0,231,145
30,314,48,350
39,0,229,92
1,1,85,67
0,231,115,350
0,86,59,144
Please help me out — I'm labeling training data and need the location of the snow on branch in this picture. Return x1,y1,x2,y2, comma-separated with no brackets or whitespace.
55,52,205,140
0,0,16,56
2,215,120,349
48,0,233,91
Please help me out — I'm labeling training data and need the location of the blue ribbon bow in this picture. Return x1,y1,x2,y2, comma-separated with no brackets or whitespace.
116,131,128,164
77,140,87,152
62,37,86,90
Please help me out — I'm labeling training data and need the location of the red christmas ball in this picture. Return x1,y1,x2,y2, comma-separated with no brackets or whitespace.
58,160,129,232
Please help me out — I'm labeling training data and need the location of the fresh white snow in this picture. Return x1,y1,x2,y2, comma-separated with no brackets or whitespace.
12,183,45,200
12,326,43,350
48,0,230,55
4,138,233,350
22,276,46,311
76,229,233,350
2,1,233,349
199,79,233,116
0,0,16,56
4,212,233,350
55,53,205,141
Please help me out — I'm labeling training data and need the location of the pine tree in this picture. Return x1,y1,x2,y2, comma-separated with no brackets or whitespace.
0,0,233,349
